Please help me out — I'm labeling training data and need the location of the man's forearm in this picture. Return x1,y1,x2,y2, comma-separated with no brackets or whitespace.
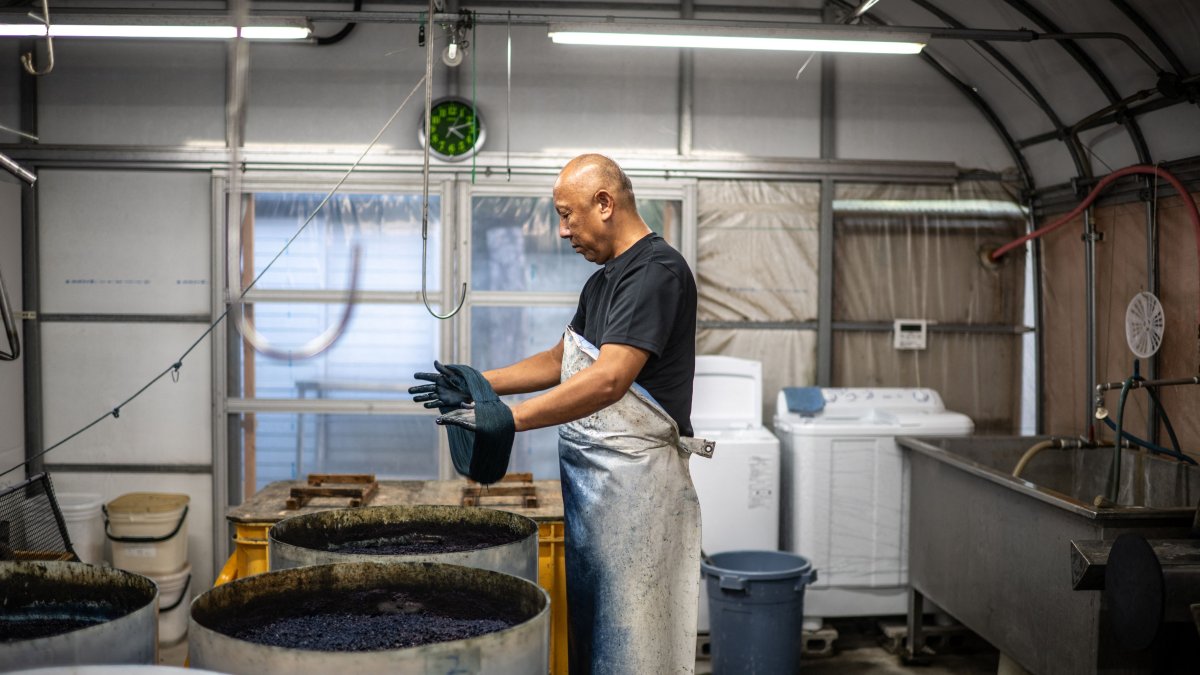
509,343,648,431
482,340,563,396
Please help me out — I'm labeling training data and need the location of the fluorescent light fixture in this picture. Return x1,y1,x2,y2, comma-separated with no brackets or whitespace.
834,199,1028,218
0,16,311,40
549,22,926,54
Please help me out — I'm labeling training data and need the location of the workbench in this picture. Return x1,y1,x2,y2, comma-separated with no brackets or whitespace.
219,478,567,674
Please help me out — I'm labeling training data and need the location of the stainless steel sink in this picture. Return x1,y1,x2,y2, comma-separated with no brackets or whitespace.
899,435,1199,675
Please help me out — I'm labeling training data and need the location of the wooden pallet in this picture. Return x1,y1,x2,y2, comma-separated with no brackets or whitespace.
286,473,379,510
461,472,539,508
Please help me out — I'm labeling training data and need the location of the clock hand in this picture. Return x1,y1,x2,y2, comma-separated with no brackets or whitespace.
447,126,465,139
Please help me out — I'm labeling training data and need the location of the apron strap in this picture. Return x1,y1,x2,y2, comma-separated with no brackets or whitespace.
680,436,716,459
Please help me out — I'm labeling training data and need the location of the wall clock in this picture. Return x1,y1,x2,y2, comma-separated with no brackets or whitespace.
418,96,485,162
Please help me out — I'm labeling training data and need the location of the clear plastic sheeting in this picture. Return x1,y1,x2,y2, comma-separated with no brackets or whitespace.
696,328,817,428
833,332,1023,433
697,181,820,322
833,181,1026,433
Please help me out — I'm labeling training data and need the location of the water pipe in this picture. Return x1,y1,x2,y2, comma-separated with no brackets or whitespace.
990,163,1200,332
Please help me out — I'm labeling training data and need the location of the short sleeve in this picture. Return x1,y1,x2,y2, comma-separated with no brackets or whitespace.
599,261,683,357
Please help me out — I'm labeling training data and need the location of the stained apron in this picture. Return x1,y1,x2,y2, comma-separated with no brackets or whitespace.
558,327,708,674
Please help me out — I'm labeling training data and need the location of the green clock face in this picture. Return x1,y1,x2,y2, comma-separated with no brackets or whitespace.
419,97,485,162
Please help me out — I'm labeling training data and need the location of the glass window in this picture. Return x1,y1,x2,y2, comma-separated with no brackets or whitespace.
233,189,442,490
234,413,438,491
234,304,439,399
470,196,682,292
251,192,439,293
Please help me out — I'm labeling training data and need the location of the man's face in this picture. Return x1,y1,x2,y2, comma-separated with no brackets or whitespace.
553,178,611,264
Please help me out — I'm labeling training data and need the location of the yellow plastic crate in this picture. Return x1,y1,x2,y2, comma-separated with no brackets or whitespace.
214,521,271,586
538,520,568,675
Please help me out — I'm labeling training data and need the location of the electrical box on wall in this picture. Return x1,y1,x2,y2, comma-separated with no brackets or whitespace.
893,319,928,350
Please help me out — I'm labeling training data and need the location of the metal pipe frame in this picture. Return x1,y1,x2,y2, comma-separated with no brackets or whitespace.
19,43,42,477
0,145,965,183
907,0,1089,180
1083,206,1097,439
1107,0,1188,77
999,0,1153,166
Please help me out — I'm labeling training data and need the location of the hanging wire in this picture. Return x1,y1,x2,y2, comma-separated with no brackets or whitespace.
0,123,39,143
506,11,512,181
20,0,54,76
421,0,468,320
471,15,478,185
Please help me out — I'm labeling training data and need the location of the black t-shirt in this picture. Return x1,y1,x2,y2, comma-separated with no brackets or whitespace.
570,232,697,437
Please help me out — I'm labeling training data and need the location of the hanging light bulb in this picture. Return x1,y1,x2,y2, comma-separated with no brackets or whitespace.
442,37,464,66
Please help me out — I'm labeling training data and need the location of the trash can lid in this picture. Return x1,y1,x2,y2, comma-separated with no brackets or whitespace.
701,550,814,581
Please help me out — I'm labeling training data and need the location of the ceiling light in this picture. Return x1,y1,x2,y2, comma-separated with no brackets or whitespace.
0,16,311,41
549,22,927,55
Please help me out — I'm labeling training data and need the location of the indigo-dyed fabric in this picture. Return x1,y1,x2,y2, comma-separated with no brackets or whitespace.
438,364,515,484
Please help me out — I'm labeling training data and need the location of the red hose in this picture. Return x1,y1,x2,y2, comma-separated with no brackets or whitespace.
990,165,1200,322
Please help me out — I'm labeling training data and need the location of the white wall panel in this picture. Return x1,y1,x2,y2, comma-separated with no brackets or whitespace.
246,24,427,147
0,42,19,140
38,40,224,146
49,471,215,592
0,182,22,488
40,322,212,465
692,49,821,158
834,53,1013,171
39,170,211,314
472,26,680,155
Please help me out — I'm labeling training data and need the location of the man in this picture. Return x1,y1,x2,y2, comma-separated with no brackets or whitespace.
413,154,707,674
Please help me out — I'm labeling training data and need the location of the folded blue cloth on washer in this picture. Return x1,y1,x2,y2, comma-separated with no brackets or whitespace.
783,386,825,415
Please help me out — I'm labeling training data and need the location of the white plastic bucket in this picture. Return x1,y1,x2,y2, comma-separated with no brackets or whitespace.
148,562,192,645
104,493,190,574
56,493,105,564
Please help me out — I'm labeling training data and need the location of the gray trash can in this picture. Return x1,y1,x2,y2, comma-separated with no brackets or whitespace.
701,550,817,675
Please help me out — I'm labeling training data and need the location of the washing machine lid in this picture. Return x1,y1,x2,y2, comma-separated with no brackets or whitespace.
693,355,762,427
774,388,974,434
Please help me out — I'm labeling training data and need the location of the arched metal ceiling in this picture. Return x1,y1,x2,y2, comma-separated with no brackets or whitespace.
828,0,1200,196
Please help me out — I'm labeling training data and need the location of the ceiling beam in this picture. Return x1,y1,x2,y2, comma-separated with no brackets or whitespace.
999,0,1152,165
908,0,1088,180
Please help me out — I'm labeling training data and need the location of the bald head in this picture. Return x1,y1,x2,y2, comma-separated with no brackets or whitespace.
556,154,637,213
553,154,650,264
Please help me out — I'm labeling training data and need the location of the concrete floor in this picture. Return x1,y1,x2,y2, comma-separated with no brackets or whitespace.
696,618,1000,675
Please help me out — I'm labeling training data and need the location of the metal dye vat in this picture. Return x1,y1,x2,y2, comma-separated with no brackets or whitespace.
0,561,158,669
189,561,549,675
269,504,538,581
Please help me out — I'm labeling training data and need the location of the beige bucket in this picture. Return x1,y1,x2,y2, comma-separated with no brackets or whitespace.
104,493,189,574
149,562,192,645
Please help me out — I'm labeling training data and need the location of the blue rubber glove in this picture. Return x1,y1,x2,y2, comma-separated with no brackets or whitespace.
409,361,473,409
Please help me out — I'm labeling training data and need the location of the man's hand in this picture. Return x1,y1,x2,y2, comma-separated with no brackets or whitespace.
409,361,473,409
435,404,480,432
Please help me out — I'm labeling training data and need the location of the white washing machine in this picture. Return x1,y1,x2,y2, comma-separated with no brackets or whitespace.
774,387,972,628
690,355,781,633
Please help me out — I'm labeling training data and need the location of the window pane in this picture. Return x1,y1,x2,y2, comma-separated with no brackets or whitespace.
251,192,439,293
471,306,576,480
234,412,439,491
471,196,591,292
470,196,681,292
233,303,439,399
